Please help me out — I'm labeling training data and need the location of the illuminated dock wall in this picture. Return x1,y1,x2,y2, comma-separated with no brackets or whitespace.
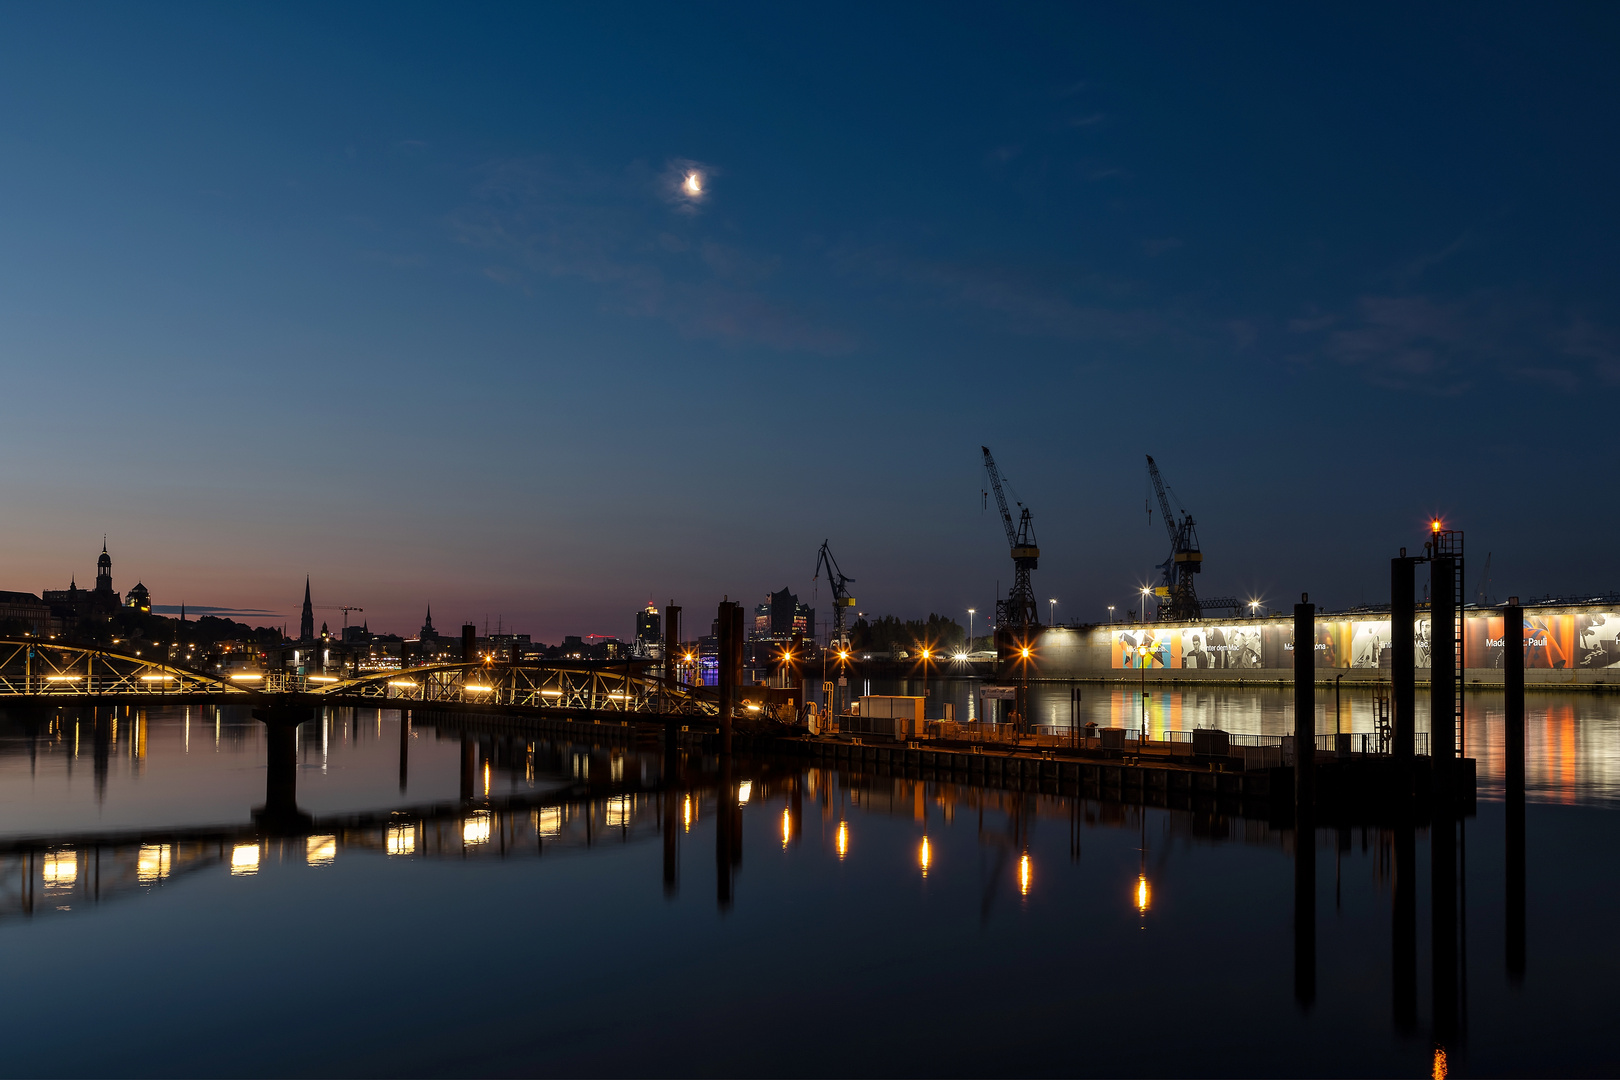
1025,604,1620,687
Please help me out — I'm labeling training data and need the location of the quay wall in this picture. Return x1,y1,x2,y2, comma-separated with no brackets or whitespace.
1019,603,1620,688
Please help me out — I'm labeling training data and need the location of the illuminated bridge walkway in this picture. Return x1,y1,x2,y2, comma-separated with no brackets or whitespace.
0,642,718,718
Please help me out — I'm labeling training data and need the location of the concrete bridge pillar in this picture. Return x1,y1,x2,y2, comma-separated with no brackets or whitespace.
251,705,314,834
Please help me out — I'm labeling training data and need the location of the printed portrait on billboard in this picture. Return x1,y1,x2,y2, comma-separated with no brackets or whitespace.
1181,628,1214,669
1350,620,1391,669
1314,620,1351,668
1415,617,1432,669
1218,625,1265,668
1179,626,1264,668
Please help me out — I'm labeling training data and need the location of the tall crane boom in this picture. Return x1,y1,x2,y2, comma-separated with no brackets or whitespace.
1144,455,1204,621
812,540,856,651
981,446,1041,637
1146,456,1179,550
983,448,1019,549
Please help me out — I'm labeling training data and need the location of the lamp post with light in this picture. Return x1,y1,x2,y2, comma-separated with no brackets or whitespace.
1048,598,1057,627
1108,605,1115,623
967,608,976,653
1141,586,1153,623
918,646,933,725
1139,642,1150,743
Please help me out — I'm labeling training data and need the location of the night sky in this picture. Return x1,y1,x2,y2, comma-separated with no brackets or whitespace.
2,4,1616,640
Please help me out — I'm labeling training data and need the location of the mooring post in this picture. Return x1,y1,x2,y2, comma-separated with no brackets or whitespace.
664,604,682,777
1504,596,1526,984
730,603,745,748
717,600,737,756
1392,553,1416,779
1431,555,1457,789
1294,594,1315,812
1430,553,1463,1053
1292,593,1317,1012
461,624,476,665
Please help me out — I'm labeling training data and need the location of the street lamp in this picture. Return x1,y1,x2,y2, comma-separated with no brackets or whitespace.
1141,586,1153,622
918,646,932,723
1048,598,1057,627
967,608,975,653
1138,642,1150,743
1108,605,1115,623
1249,599,1260,617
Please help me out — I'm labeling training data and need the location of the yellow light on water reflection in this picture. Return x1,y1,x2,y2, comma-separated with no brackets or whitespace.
483,760,491,796
137,844,171,883
1136,873,1152,915
683,794,693,832
606,795,631,827
737,780,752,805
306,835,336,867
43,851,76,887
919,836,931,878
231,843,260,876
781,808,791,848
1019,851,1032,896
386,825,416,855
837,820,849,860
1432,1046,1447,1079
463,811,492,846
537,806,562,837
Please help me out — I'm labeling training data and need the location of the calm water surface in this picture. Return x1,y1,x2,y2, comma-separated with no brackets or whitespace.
0,690,1615,1077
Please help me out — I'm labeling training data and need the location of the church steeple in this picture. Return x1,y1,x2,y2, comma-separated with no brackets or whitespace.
421,603,437,640
95,540,113,594
299,576,316,642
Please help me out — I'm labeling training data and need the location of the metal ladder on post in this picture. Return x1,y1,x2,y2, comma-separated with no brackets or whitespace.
1435,529,1466,760
1374,684,1392,755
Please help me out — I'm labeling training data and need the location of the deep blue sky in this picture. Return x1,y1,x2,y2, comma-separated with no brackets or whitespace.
1,3,1616,639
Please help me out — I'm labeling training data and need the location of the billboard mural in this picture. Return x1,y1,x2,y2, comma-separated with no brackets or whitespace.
1112,628,1176,669
1180,625,1265,669
1111,611,1620,671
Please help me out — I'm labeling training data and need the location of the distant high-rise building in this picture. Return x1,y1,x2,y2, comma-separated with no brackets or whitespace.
636,602,661,646
757,588,814,640
124,582,150,614
299,578,315,642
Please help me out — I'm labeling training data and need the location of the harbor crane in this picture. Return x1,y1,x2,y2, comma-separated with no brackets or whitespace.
981,446,1041,636
812,540,856,653
1145,456,1239,621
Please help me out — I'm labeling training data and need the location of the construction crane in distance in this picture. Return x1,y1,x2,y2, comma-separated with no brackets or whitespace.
812,540,856,654
981,446,1041,637
1145,456,1239,621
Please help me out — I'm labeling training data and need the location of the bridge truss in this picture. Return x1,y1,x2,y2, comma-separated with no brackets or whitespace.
312,663,718,717
0,640,248,697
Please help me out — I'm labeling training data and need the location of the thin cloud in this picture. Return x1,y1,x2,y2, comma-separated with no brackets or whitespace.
450,156,852,353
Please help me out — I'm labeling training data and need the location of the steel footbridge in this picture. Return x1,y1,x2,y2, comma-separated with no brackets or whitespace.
0,641,718,717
